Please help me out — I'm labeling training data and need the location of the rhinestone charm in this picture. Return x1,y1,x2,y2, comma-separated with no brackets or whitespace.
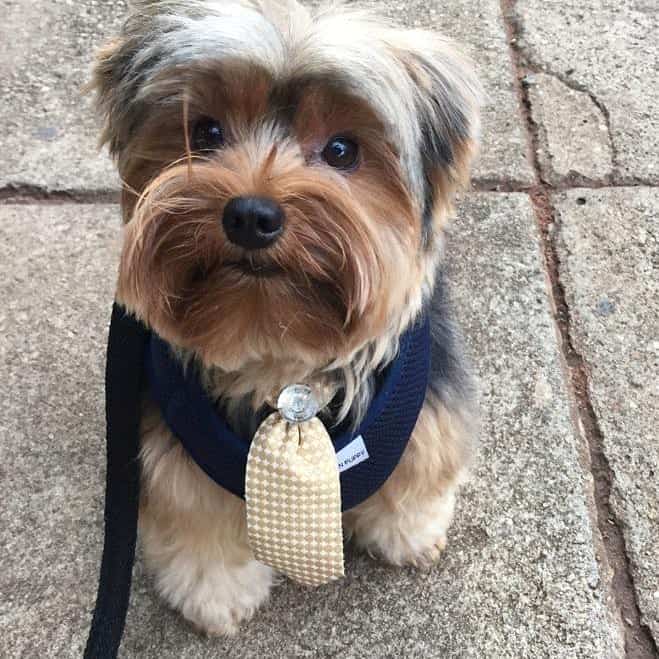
277,384,320,423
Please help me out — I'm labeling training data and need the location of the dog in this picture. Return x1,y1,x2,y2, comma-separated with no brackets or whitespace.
91,0,481,635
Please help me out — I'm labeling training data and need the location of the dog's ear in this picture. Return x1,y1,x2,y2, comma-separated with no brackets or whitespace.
89,36,132,156
388,31,482,236
89,35,146,221
398,32,482,186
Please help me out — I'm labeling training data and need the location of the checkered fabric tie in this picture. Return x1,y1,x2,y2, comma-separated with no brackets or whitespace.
245,384,345,587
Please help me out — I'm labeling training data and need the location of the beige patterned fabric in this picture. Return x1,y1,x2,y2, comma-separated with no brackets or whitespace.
245,408,345,587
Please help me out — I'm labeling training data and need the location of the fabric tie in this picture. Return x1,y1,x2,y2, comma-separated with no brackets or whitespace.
245,384,344,587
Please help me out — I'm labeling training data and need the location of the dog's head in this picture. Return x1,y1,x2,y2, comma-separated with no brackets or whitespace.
93,0,481,371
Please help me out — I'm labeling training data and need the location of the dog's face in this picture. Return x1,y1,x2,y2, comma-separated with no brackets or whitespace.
94,0,480,371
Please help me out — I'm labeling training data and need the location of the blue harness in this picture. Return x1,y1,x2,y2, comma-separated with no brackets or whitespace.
85,305,430,658
145,314,431,511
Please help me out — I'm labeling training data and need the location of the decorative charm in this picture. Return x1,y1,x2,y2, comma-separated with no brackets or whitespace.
277,384,320,423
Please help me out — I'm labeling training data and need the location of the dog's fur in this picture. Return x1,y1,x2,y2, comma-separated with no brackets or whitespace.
92,0,481,634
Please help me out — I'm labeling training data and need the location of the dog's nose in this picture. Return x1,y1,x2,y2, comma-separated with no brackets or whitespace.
222,196,284,250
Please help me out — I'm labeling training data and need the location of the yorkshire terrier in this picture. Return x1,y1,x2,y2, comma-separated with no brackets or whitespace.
92,0,481,635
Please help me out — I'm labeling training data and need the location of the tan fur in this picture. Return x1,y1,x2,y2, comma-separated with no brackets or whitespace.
116,89,420,371
140,391,473,631
94,0,481,637
139,404,275,634
343,392,473,566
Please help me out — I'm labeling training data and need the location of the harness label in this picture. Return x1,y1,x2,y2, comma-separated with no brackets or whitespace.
336,435,370,473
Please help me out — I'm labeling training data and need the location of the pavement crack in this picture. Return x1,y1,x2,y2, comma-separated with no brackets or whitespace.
0,184,119,204
524,64,619,179
499,0,623,186
545,193,659,659
470,179,658,193
500,0,659,656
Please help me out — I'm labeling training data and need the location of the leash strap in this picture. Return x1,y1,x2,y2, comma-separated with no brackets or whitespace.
85,304,149,659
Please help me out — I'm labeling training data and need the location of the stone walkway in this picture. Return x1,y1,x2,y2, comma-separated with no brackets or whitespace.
0,1,656,658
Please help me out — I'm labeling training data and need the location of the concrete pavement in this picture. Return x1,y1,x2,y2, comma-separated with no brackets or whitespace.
555,188,659,645
1,1,657,657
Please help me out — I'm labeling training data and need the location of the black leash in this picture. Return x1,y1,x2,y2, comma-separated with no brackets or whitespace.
85,304,149,659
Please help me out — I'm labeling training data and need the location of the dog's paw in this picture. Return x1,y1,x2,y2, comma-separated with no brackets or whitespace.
156,559,275,636
189,615,239,638
406,535,448,570
184,598,252,637
350,489,456,569
362,522,448,569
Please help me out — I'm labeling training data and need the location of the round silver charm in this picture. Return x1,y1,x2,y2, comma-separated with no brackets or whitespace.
277,384,320,423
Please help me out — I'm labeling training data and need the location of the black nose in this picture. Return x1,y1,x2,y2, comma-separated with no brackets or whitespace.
222,196,284,250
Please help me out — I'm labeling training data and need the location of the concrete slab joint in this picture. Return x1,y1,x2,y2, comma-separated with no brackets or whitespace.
501,0,659,656
554,189,659,652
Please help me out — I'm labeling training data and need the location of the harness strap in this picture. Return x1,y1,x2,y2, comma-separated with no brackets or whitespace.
85,304,149,659
146,314,430,511
84,305,429,656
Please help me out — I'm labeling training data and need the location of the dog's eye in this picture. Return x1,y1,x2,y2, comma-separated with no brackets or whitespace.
322,136,359,170
191,118,224,151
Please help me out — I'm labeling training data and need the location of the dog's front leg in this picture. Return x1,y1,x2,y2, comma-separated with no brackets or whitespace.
343,393,474,568
138,406,275,636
